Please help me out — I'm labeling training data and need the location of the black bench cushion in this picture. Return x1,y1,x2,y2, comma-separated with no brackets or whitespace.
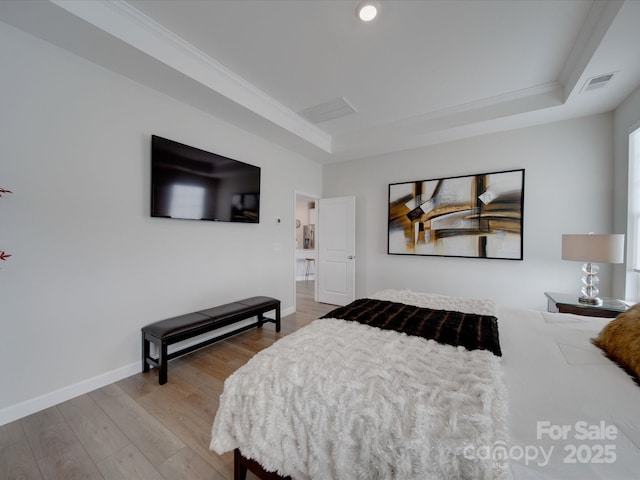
237,296,280,309
143,297,279,340
143,312,212,339
197,302,253,321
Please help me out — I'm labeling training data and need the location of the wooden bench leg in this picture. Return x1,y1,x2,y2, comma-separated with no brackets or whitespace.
142,334,150,373
258,304,280,331
159,341,168,385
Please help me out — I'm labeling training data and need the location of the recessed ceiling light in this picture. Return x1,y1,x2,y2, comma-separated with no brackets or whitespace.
357,2,379,22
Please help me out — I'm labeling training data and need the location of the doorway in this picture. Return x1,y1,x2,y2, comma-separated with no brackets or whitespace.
295,192,319,304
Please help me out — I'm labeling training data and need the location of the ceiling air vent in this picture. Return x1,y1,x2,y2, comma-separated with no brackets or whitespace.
582,72,615,92
299,97,357,124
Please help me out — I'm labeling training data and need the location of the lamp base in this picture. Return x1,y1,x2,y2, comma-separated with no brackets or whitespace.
579,295,603,306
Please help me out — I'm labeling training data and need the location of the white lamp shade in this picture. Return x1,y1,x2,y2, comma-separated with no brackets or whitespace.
561,234,625,264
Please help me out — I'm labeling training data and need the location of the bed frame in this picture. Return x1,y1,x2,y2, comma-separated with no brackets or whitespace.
234,449,290,480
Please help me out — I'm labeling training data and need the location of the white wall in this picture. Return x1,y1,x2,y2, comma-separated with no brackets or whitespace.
612,84,640,300
0,22,322,424
323,114,615,310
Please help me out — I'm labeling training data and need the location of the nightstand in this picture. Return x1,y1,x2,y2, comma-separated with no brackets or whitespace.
544,292,627,318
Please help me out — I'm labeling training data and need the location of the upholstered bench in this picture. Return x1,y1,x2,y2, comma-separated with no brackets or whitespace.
142,296,280,384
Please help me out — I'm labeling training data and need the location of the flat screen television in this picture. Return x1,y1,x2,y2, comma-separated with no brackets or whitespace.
151,135,260,223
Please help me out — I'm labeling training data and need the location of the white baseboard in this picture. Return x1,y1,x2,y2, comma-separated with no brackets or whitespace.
0,306,296,427
0,362,140,427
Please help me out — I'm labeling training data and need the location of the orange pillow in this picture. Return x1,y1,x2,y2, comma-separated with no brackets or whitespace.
592,303,640,385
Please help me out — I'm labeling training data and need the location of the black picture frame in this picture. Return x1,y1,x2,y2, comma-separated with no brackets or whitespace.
388,169,525,260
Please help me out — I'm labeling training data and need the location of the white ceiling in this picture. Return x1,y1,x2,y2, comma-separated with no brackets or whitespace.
2,0,640,164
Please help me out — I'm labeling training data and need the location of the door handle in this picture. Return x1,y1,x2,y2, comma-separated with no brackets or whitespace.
348,255,355,259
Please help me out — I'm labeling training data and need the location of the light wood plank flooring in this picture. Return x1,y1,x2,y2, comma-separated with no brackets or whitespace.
0,282,336,480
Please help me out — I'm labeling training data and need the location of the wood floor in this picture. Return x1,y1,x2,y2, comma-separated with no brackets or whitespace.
0,282,337,480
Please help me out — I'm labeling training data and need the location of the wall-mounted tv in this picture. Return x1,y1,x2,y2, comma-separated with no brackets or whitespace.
151,135,260,223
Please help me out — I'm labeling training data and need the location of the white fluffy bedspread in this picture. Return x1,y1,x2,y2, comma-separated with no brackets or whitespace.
210,290,510,479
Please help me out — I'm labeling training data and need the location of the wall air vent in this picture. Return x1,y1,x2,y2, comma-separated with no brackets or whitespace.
582,72,615,92
299,97,357,124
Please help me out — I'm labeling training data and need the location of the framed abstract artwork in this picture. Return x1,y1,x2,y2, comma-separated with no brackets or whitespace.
388,169,525,259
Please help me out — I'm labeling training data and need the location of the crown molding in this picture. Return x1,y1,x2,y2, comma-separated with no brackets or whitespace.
398,81,562,127
50,0,332,153
332,81,564,156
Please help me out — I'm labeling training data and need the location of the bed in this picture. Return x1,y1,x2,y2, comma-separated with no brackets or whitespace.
210,290,640,479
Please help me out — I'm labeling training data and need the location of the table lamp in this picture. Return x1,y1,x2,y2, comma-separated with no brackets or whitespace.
562,233,625,305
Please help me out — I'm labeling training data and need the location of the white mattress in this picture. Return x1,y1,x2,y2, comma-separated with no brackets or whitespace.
499,307,640,479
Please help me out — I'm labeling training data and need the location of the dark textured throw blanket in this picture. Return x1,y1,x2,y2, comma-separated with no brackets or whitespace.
322,298,502,357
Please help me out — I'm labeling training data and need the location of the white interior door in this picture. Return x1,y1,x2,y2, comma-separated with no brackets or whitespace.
317,196,356,305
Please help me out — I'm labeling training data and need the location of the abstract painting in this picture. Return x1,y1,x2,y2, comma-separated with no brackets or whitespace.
388,169,524,259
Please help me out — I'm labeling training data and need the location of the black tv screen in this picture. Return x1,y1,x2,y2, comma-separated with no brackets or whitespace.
151,135,260,223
